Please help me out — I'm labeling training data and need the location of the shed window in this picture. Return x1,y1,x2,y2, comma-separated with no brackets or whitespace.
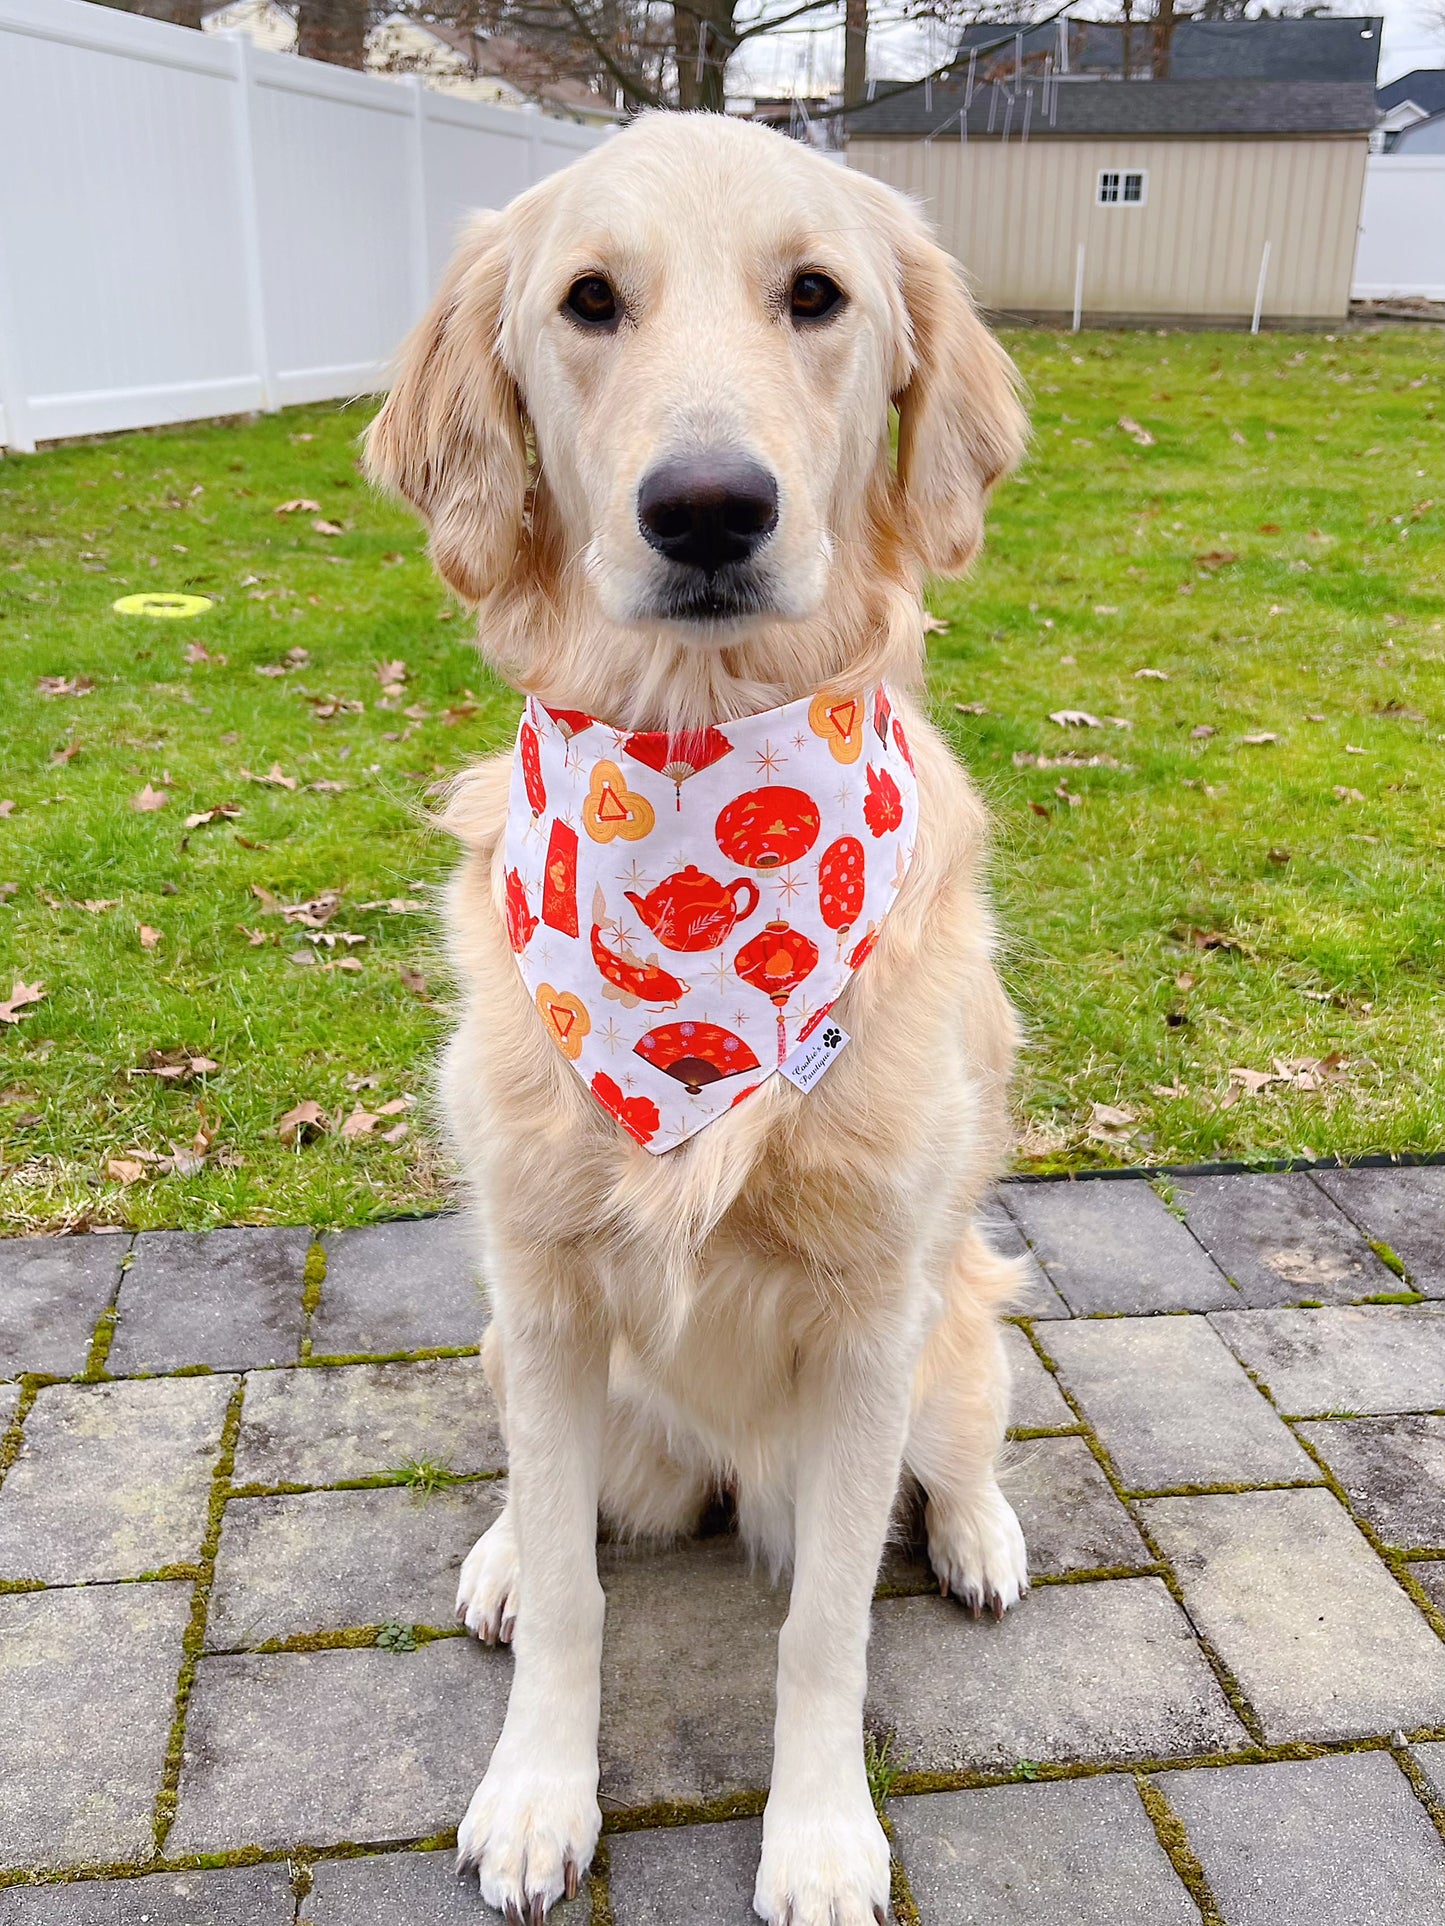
1097,169,1147,206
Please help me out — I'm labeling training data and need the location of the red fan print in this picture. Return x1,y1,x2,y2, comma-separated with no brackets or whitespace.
504,868,537,954
542,820,579,936
543,706,595,742
863,765,904,837
624,726,733,810
892,718,915,772
635,1021,760,1096
817,836,865,946
590,922,688,1009
734,918,820,1063
591,1072,660,1146
518,720,546,817
715,786,821,871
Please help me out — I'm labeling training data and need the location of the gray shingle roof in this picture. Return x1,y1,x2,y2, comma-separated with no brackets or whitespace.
848,77,1380,141
951,16,1382,83
1378,68,1445,117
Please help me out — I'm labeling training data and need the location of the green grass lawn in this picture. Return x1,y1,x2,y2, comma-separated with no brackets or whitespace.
2,327,1442,1232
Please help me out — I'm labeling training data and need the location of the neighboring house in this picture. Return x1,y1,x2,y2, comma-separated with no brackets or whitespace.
200,1,621,124
949,14,1382,84
847,79,1377,324
1374,68,1445,149
1391,110,1445,155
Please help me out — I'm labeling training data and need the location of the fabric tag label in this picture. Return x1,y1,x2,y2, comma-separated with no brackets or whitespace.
780,1021,851,1093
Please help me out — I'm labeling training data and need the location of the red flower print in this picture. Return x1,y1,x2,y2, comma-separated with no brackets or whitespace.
892,718,914,772
863,765,903,837
591,1073,660,1146
503,868,537,953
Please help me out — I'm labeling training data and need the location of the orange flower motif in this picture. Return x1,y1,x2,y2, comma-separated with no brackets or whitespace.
582,760,655,843
536,983,590,1060
863,764,904,837
591,1072,661,1146
808,690,865,764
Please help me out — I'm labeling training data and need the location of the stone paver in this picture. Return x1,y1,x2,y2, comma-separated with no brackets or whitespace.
1043,1315,1316,1491
1002,1325,1074,1431
0,1867,296,1925
302,1850,588,1924
608,1821,761,1925
168,1638,506,1853
233,1356,503,1488
107,1226,312,1373
1412,1561,1445,1616
1002,1179,1238,1314
0,1375,232,1583
984,1200,1070,1318
1415,1740,1445,1807
1313,1164,1445,1295
0,1233,127,1378
1141,1487,1445,1742
1295,1415,1445,1548
599,1539,786,1807
208,1480,505,1648
0,1582,191,1870
312,1216,485,1358
1158,1753,1445,1926
1210,1304,1445,1415
0,1384,18,1437
1177,1171,1398,1307
1005,1436,1152,1574
892,1779,1197,1926
866,1578,1244,1771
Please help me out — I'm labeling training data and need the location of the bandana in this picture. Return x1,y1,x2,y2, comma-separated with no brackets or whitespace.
502,682,919,1153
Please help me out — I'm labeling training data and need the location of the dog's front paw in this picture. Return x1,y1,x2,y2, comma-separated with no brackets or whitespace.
754,1791,891,1926
457,1505,520,1646
456,1753,600,1921
926,1481,1029,1618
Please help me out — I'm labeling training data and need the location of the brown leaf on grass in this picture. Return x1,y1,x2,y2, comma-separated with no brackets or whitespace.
1178,926,1246,955
254,663,288,678
399,965,428,998
37,676,95,697
1087,1101,1137,1144
105,1157,146,1185
138,924,162,950
1049,709,1104,729
1054,780,1082,809
1258,522,1281,534
130,1051,220,1081
50,740,83,765
238,924,270,946
376,659,409,699
251,885,342,928
357,898,425,914
274,498,321,515
380,1121,409,1145
1151,1077,1189,1099
307,696,365,719
183,642,226,666
1028,799,1051,818
241,764,298,791
307,779,346,794
377,1095,413,1115
1268,847,1291,865
0,881,18,900
312,518,344,537
0,801,15,818
341,1106,378,1140
184,803,243,829
443,703,479,725
79,898,120,913
306,930,365,949
278,1099,328,1146
1189,724,1216,740
1193,551,1238,571
1333,785,1365,804
130,783,169,812
1133,668,1169,680
954,701,990,716
922,613,950,634
1117,416,1155,447
322,956,364,974
1241,733,1278,746
0,979,46,1024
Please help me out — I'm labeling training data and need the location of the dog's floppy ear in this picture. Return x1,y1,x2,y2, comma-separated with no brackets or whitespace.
364,211,527,603
891,228,1027,576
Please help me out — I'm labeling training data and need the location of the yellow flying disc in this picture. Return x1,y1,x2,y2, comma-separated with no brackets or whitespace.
112,592,214,619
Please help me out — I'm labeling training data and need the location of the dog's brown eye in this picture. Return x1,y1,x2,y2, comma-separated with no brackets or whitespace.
790,272,845,324
564,275,618,329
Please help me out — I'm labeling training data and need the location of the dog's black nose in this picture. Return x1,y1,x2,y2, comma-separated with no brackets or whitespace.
637,455,778,575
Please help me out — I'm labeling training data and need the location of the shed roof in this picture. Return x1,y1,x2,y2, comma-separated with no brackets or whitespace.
848,77,1380,141
951,16,1382,83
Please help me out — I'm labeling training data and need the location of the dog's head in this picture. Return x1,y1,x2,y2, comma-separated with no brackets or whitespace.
366,113,1024,702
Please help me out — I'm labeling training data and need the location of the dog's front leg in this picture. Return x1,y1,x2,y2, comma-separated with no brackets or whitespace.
754,1328,917,1926
457,1286,608,1922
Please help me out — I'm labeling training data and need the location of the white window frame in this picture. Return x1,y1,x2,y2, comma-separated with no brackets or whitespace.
1097,168,1149,208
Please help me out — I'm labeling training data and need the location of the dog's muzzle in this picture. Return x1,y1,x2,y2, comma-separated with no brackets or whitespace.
637,452,778,621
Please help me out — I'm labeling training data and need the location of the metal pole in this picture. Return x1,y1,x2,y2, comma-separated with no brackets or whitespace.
1251,238,1272,335
1072,241,1085,333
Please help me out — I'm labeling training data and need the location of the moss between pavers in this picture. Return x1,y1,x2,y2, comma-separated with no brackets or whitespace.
586,1837,615,1926
1395,1744,1445,1850
299,1239,327,1361
1135,1774,1225,1926
226,1467,504,1501
0,1379,42,1486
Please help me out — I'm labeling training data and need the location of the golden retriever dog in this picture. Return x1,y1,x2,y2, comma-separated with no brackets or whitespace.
366,109,1028,1926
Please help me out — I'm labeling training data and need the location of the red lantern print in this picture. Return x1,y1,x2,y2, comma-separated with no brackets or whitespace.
542,819,579,936
590,1072,661,1147
624,726,733,811
892,717,915,772
734,918,820,1063
518,720,546,817
863,765,904,838
504,868,537,954
635,1021,760,1096
590,921,689,1009
817,836,865,947
624,866,760,953
715,786,821,871
872,687,892,745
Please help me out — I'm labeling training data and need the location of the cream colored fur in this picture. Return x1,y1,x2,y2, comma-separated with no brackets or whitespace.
366,110,1030,1926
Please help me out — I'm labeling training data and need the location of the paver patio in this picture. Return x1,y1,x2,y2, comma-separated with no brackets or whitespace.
1,1164,1443,1922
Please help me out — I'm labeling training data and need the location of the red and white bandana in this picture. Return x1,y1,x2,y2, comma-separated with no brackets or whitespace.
502,683,919,1153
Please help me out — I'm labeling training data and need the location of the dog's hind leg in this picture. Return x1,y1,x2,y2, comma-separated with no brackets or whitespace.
903,1224,1030,1616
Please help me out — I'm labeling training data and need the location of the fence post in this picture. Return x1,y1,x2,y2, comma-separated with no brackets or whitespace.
407,75,430,321
227,31,276,413
0,230,35,453
1251,238,1272,335
1072,241,1085,333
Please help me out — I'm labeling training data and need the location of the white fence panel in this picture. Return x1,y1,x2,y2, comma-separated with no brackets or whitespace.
1352,155,1445,302
0,0,610,450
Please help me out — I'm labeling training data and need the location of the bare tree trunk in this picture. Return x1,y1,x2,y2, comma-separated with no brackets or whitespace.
127,0,203,25
1151,0,1175,78
843,0,867,110
673,0,731,110
298,0,369,69
1120,0,1133,78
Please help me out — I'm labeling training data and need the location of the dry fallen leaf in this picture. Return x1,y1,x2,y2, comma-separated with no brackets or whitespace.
278,1099,328,1146
0,801,15,818
922,613,950,634
1117,416,1155,447
183,642,226,666
1241,733,1279,746
1049,709,1103,729
274,498,321,515
376,1095,413,1115
376,658,409,699
308,779,346,794
341,1106,378,1140
185,804,243,829
1194,551,1238,571
130,783,169,812
1189,724,1216,740
241,764,298,792
1133,668,1169,680
138,924,162,950
1087,1101,1137,1143
79,898,120,913
1151,1077,1189,1099
106,1157,146,1185
399,965,428,998
50,740,83,765
37,676,95,697
1333,786,1365,803
0,978,47,1024
312,518,344,537
380,1121,409,1145
954,701,990,716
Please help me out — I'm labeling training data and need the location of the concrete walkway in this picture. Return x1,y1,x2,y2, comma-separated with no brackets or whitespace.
1,1167,1444,1923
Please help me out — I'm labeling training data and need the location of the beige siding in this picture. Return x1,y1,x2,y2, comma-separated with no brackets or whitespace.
849,135,1367,320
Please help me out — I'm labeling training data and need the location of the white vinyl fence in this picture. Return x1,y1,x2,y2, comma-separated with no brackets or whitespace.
1352,154,1445,302
0,0,608,451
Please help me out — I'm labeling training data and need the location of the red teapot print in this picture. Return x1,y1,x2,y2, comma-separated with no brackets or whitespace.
624,865,760,953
